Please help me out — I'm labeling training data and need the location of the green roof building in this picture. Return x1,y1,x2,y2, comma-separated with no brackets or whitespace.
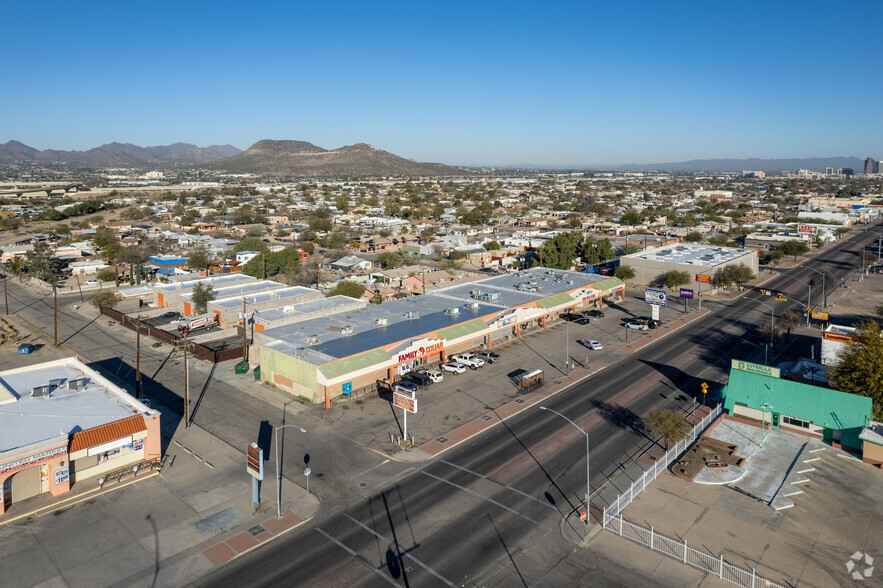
722,365,872,451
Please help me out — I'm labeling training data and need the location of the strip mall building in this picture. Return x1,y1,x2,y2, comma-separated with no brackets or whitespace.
0,358,160,516
256,268,625,408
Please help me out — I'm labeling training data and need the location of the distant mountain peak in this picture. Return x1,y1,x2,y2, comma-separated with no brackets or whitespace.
0,140,242,166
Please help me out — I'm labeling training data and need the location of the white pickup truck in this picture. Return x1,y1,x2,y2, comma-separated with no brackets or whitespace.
450,353,485,370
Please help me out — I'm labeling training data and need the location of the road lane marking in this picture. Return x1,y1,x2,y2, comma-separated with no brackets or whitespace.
342,513,455,586
420,471,538,524
440,460,556,510
357,459,390,477
315,528,401,587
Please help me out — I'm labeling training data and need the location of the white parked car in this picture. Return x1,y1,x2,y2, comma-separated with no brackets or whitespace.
625,321,649,331
84,279,100,286
419,369,444,383
450,353,485,369
440,362,467,374
578,339,603,350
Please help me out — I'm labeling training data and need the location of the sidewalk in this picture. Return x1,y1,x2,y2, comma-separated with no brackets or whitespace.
0,400,319,588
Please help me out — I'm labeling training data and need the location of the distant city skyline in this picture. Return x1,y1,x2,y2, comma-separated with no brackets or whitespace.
3,1,882,167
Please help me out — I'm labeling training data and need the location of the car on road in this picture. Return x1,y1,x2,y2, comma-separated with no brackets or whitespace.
17,343,35,354
625,321,649,330
393,380,418,394
577,339,603,350
581,309,605,318
475,350,501,363
84,279,100,286
404,371,432,387
418,369,444,383
450,353,485,369
573,316,591,325
440,362,467,374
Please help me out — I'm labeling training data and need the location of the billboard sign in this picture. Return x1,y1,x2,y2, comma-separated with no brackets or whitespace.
731,359,781,378
246,443,263,480
797,224,818,235
811,310,829,321
644,288,667,306
393,391,417,413
679,288,694,299
695,274,711,284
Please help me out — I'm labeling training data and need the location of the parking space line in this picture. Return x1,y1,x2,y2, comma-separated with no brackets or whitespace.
342,513,455,586
421,471,538,524
315,528,401,587
440,460,556,510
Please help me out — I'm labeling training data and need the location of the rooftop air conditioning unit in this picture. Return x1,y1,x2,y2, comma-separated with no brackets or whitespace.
446,307,459,315
48,378,64,388
340,326,354,336
31,385,51,398
376,318,388,326
465,302,480,310
67,378,86,390
306,335,319,345
283,305,294,313
405,311,420,319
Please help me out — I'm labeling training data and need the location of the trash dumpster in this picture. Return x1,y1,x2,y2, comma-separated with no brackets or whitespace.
234,360,248,375
253,366,261,380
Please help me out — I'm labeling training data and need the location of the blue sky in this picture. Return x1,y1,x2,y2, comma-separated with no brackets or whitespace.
2,1,881,167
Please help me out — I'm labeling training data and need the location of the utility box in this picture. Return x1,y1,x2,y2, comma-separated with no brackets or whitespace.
253,366,261,380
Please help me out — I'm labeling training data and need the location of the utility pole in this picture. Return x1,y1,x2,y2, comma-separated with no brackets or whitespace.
135,327,142,399
262,254,266,280
53,283,58,347
4,276,7,316
183,334,190,428
316,262,321,290
242,297,248,362
75,274,84,302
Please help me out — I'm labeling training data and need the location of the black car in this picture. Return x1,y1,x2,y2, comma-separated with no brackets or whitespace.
573,316,591,325
635,316,662,328
581,309,604,318
405,371,432,387
159,311,180,320
475,350,501,363
559,313,581,322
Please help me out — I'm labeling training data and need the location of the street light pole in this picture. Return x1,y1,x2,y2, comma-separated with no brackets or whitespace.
275,423,307,519
565,318,569,374
787,275,812,327
539,406,590,524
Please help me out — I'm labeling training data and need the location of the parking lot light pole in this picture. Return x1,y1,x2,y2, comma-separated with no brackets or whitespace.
565,319,570,374
275,424,307,519
539,406,590,523
759,402,773,449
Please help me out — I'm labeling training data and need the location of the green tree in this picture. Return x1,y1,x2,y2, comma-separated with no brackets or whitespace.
708,234,731,247
614,265,636,281
620,243,643,255
24,242,59,280
95,269,117,282
712,263,755,288
683,232,703,243
191,283,215,314
642,408,689,450
187,251,208,270
828,320,883,419
483,240,501,251
619,209,642,226
90,290,121,309
663,270,691,289
234,236,269,253
377,251,403,269
537,232,583,269
779,240,809,260
326,280,365,299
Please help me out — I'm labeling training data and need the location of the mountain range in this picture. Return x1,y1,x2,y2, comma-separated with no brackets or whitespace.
201,140,470,177
0,140,241,167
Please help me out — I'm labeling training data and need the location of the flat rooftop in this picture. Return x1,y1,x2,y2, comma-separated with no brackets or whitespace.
623,243,752,267
260,295,502,363
153,273,255,293
183,280,284,300
253,295,366,323
432,267,611,309
0,358,150,454
212,285,317,309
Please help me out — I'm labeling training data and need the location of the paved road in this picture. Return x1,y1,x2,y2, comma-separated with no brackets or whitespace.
194,227,882,587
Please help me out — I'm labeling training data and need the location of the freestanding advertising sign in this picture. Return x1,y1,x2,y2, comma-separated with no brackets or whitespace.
644,288,667,306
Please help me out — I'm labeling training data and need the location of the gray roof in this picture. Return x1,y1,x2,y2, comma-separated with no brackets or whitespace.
260,295,501,363
212,286,316,309
0,359,151,454
622,243,753,268
253,295,366,324
154,273,254,293
183,280,284,300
